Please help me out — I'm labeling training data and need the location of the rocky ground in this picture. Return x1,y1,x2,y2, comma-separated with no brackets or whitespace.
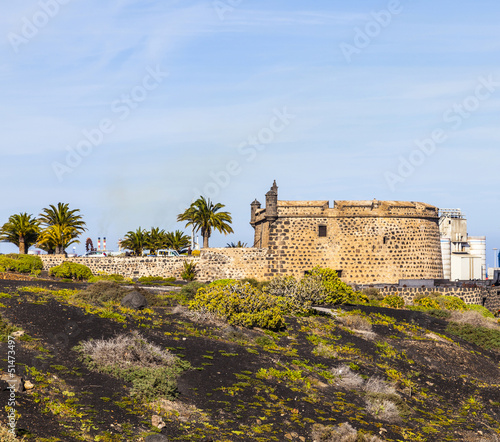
0,274,499,441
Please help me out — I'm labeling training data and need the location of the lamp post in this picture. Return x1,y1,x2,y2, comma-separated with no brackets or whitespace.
494,248,498,269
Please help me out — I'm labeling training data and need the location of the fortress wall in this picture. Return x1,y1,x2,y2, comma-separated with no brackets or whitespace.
39,248,269,282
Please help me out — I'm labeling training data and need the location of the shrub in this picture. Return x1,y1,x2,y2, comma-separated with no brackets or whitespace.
331,364,364,390
381,295,405,309
0,423,27,441
467,304,496,318
189,282,285,330
0,254,43,275
266,267,368,307
137,275,176,284
446,322,500,351
307,267,368,305
366,397,401,422
449,310,499,330
311,422,383,442
364,376,396,395
413,296,440,310
75,331,190,400
0,314,20,342
436,295,467,311
49,262,92,280
88,273,125,283
181,260,197,281
178,281,206,303
191,250,200,257
209,279,239,287
241,278,269,291
363,287,383,301
338,313,372,332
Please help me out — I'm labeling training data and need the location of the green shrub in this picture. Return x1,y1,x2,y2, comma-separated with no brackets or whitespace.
190,282,285,330
209,279,239,287
436,295,467,311
181,260,197,281
88,273,126,283
413,296,440,310
0,254,43,275
446,322,500,351
466,304,496,318
425,308,452,320
307,267,368,305
178,281,206,303
266,267,367,307
363,287,384,301
49,262,92,280
241,278,269,291
382,295,405,309
137,275,176,284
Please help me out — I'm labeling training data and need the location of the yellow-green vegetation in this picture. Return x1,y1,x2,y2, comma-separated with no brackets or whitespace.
446,322,500,351
381,294,405,309
88,273,128,283
190,282,286,330
0,254,43,275
0,313,21,342
49,261,93,281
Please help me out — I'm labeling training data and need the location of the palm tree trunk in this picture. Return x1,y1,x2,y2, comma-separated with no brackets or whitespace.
203,235,209,249
19,237,26,254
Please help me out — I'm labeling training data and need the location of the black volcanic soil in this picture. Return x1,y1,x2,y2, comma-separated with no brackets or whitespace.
0,276,499,442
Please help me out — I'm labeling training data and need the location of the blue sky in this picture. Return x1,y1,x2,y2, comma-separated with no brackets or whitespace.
1,0,500,265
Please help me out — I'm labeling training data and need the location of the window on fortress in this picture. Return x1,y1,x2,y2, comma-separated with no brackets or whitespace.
318,225,327,237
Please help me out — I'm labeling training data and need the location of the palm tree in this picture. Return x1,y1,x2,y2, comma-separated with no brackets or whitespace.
38,203,86,254
145,227,167,255
37,225,81,255
226,241,248,248
0,213,40,254
121,228,147,256
165,230,191,253
177,197,233,248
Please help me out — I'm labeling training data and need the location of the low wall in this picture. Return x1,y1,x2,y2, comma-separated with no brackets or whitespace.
40,248,270,282
377,286,496,309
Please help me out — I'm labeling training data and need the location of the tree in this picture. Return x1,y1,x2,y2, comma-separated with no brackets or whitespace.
177,197,233,248
165,230,191,253
38,203,86,254
0,213,40,254
145,227,167,255
226,241,248,248
121,228,147,256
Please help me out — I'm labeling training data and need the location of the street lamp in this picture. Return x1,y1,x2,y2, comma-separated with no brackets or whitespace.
494,248,498,268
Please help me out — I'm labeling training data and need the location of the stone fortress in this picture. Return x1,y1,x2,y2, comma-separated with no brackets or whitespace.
38,181,500,311
251,181,444,284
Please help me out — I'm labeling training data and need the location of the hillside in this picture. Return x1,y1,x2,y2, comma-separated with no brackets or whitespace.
0,276,499,441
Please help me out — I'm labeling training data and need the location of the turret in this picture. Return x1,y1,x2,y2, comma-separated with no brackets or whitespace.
250,199,261,226
265,180,278,222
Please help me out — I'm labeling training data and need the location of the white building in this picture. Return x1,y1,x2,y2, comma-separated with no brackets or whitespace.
439,209,486,280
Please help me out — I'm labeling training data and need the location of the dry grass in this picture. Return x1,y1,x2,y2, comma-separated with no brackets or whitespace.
331,364,364,390
449,310,499,330
364,376,396,395
173,305,226,327
338,313,373,332
366,397,401,423
78,331,175,370
0,425,26,442
311,422,383,442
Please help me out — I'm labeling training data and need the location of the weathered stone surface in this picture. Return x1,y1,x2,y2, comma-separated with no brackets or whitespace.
1,374,25,392
151,414,166,429
121,291,147,310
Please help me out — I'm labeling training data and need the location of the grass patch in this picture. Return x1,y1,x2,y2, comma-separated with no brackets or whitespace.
446,322,500,351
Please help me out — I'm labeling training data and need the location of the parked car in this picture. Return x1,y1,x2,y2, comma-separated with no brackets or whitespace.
156,249,180,257
82,251,108,257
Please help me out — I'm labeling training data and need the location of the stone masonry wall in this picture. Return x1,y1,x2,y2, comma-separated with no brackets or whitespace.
376,286,489,306
40,248,269,282
261,204,443,284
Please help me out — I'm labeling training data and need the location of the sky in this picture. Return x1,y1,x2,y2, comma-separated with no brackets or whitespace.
1,0,500,265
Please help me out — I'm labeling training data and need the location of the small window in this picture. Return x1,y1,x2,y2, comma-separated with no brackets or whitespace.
319,225,327,237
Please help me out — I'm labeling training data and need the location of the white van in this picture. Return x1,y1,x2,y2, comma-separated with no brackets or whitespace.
156,249,180,257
